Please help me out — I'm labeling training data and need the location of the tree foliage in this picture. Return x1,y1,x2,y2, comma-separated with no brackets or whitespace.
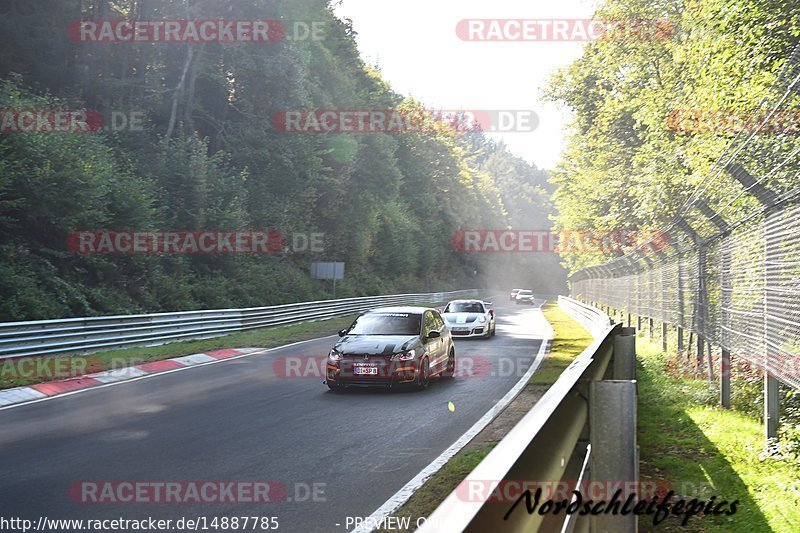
0,0,558,320
546,0,800,272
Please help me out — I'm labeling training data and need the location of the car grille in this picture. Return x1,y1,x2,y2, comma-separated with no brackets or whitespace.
339,354,393,377
340,376,396,387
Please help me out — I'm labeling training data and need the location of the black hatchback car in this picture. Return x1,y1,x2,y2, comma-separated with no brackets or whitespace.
325,307,455,390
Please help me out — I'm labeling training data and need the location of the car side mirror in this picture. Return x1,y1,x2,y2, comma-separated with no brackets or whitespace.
427,330,441,339
488,309,494,317
338,329,347,337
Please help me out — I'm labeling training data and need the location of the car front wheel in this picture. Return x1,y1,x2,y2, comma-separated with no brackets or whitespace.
442,349,455,378
416,357,431,389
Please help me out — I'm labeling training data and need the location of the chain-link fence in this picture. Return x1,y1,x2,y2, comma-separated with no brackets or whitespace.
569,45,800,440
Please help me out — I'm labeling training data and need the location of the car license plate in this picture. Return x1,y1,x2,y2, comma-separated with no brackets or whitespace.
353,366,378,375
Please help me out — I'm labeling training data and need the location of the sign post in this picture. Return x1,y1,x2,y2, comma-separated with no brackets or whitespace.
310,262,345,298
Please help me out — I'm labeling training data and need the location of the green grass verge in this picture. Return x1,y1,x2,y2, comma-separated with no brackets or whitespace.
376,301,593,531
530,302,593,385
637,334,800,532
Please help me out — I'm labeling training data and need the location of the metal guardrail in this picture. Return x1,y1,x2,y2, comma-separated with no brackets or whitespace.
0,290,479,359
420,297,637,533
557,295,613,340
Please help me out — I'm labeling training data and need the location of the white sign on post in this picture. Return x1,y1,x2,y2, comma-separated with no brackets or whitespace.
310,262,345,298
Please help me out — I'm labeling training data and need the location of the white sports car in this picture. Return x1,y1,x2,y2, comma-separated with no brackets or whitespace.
441,299,495,339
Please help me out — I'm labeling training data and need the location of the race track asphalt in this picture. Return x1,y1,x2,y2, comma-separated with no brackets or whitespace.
0,299,549,532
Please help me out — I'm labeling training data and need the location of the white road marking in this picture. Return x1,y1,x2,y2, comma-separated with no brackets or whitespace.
90,367,148,383
171,353,217,366
0,387,48,406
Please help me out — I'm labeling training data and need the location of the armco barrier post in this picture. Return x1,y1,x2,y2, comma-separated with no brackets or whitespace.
721,348,731,408
613,327,636,380
766,372,779,440
590,380,638,533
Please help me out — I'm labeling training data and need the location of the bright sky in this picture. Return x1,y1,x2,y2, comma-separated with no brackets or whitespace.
332,0,599,171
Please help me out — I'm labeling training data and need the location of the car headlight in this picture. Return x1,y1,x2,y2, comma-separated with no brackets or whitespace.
393,349,416,361
477,315,487,323
328,349,342,361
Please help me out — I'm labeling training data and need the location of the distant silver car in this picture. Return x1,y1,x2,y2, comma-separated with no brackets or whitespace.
441,299,495,339
515,290,535,305
509,288,523,301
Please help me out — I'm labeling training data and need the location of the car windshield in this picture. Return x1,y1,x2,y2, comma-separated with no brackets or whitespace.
347,312,422,335
444,302,483,313
519,291,532,296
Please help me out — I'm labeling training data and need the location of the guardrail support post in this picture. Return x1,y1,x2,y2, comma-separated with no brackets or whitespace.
765,373,779,440
661,323,668,352
677,326,684,355
764,211,780,446
613,327,636,380
720,348,731,408
648,318,654,339
590,380,638,533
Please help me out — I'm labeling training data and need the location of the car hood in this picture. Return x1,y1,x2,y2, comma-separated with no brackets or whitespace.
334,335,419,356
442,312,483,323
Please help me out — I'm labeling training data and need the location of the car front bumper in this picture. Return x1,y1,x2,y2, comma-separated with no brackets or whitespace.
446,324,489,337
326,357,421,387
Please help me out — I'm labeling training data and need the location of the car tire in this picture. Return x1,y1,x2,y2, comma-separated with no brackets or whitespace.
490,323,496,337
327,382,343,393
442,349,455,379
416,357,431,390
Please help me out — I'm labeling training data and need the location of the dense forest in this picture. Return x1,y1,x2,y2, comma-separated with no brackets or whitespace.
547,0,800,272
0,0,562,321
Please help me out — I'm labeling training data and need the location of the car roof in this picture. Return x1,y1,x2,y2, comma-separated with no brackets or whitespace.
518,289,533,293
446,299,485,305
365,306,433,315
